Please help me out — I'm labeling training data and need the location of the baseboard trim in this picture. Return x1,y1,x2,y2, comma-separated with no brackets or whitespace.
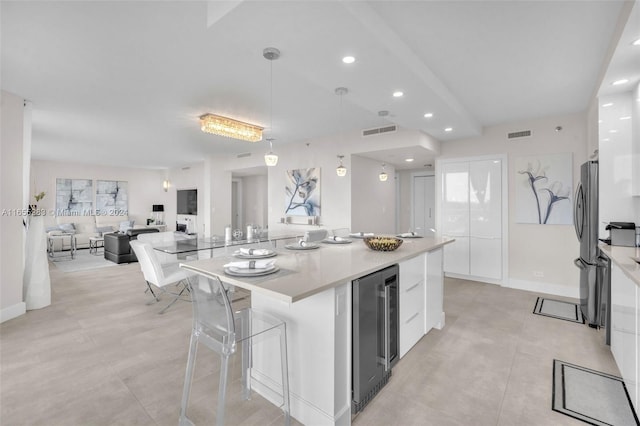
1,302,26,323
505,279,579,299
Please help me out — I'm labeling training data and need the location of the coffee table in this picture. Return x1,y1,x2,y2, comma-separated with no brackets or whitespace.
47,233,77,260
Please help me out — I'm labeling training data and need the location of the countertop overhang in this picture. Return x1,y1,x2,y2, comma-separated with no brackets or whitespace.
599,244,640,287
181,236,454,303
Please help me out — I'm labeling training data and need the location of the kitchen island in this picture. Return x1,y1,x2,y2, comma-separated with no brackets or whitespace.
182,236,453,425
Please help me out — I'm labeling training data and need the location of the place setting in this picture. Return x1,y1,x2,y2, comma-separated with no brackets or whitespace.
285,229,327,250
322,235,352,244
223,258,280,277
349,231,375,239
396,231,423,238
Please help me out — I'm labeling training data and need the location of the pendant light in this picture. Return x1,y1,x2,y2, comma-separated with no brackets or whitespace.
336,155,347,177
335,86,348,177
263,47,280,166
379,163,388,181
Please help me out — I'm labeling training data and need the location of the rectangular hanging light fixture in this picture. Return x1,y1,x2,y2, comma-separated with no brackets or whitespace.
199,113,263,142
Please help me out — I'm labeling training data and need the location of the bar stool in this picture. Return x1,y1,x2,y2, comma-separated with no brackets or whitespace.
178,267,290,426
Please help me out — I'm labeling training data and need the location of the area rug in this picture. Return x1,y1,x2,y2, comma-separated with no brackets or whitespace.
552,359,638,425
51,249,117,272
533,297,584,324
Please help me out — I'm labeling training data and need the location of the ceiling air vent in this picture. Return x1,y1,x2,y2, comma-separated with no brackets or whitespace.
507,130,532,140
362,125,397,137
236,152,251,158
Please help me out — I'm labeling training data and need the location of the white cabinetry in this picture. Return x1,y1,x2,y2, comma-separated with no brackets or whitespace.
399,254,426,358
439,157,505,283
399,249,445,358
610,262,638,413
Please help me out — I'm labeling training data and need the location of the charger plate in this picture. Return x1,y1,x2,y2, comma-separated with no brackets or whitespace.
224,265,280,277
284,243,319,250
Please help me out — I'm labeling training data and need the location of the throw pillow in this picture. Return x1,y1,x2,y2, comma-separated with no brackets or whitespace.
96,225,114,236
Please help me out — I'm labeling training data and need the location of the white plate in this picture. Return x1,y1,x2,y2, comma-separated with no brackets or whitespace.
396,234,423,239
225,265,279,277
322,238,352,244
233,251,277,259
285,243,319,250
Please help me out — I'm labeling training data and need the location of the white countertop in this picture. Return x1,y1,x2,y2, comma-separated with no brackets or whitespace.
599,244,640,287
181,236,454,303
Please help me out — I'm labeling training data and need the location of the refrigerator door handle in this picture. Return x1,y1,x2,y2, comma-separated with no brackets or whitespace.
574,182,583,241
574,258,586,269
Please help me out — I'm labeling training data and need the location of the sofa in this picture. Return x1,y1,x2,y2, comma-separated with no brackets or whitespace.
46,215,139,250
104,228,160,264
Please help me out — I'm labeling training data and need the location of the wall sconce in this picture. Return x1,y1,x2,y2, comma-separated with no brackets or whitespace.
379,164,388,182
163,179,170,192
336,155,347,177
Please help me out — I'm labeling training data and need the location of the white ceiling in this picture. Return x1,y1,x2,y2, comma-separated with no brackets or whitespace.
1,1,634,171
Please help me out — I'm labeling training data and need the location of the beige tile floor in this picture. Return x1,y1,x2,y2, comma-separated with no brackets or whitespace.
1,257,620,425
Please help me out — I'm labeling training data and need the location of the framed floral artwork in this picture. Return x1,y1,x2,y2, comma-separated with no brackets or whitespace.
284,168,320,216
515,153,572,224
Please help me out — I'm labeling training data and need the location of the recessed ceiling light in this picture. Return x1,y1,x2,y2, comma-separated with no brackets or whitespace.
633,38,640,46
620,116,631,120
609,129,618,133
342,56,355,64
444,127,453,132
393,91,403,97
423,113,434,118
612,79,629,86
602,138,610,142
602,102,614,107
405,158,414,162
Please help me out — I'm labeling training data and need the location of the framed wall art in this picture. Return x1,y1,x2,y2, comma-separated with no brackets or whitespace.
284,168,321,217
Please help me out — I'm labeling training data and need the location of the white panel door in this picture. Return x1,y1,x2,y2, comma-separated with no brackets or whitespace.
440,162,470,237
469,160,502,238
443,236,469,275
469,237,502,280
469,159,502,279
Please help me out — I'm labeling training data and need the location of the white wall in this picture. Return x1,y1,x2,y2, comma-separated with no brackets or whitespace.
440,112,588,297
241,174,268,228
351,155,396,234
1,91,27,322
30,160,169,228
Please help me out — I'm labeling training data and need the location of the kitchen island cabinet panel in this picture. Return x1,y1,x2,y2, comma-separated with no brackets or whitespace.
399,254,426,358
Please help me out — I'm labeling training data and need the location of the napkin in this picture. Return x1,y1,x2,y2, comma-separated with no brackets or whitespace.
238,248,271,256
224,259,276,270
398,232,417,237
350,232,374,237
327,236,348,242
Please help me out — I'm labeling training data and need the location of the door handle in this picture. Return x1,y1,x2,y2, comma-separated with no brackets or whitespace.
383,285,390,372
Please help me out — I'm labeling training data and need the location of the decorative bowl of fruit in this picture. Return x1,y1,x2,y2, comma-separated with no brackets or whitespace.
363,236,403,252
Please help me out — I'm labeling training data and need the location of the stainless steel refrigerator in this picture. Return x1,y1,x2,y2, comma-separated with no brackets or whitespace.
573,160,609,332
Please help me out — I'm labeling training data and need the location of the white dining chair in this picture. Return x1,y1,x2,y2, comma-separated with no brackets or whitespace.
178,268,290,426
129,240,193,314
